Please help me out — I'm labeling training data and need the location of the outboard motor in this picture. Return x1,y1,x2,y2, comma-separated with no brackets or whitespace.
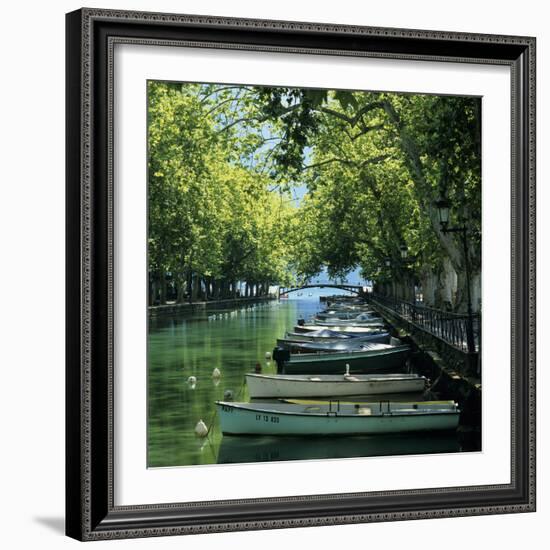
272,346,291,373
297,317,305,326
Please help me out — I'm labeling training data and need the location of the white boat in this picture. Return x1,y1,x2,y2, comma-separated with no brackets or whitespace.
216,401,460,436
276,332,391,351
315,310,375,320
245,373,427,398
289,338,394,353
283,329,376,340
312,316,384,326
294,324,385,334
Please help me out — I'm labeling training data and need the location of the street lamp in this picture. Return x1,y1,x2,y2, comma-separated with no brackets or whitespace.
435,197,476,354
399,244,408,259
435,197,451,230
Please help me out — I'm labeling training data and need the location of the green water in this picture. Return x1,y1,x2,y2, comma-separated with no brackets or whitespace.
147,293,474,468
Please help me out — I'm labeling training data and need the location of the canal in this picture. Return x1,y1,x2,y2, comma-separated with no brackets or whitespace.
148,290,479,468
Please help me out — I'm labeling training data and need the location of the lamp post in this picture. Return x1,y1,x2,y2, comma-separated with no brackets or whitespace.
435,197,476,354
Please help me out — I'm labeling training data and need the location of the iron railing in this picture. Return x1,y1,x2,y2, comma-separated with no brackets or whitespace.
370,294,480,353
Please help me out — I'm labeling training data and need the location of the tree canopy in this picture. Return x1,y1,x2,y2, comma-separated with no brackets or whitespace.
148,81,481,311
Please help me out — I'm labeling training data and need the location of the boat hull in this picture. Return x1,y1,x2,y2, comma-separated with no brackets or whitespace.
276,332,391,350
284,329,380,340
246,373,426,398
316,311,375,320
278,346,410,374
294,324,385,334
312,318,383,326
216,401,459,436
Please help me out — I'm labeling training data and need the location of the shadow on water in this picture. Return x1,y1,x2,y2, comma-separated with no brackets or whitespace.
148,292,479,468
217,433,462,464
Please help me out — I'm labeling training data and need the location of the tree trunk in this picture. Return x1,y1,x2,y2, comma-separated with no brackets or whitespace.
202,277,208,301
176,273,186,304
382,100,475,287
191,273,200,302
159,273,167,305
471,271,481,313
185,271,192,303
438,257,457,308
212,279,219,300
454,268,480,314
150,274,158,306
420,269,438,307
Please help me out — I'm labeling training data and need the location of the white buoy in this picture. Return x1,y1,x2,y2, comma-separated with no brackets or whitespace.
195,419,208,438
187,375,197,385
265,351,271,360
212,367,221,379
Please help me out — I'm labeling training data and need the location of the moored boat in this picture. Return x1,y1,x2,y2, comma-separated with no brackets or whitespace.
215,400,460,436
273,343,410,374
245,372,427,398
315,310,375,320
311,317,384,326
276,331,391,350
293,324,385,334
284,328,377,340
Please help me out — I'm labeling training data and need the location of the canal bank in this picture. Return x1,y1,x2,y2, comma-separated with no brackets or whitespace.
149,295,276,317
367,298,481,431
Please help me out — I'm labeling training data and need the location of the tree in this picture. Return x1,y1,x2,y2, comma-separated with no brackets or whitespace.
147,81,299,305
147,81,481,312
248,87,481,311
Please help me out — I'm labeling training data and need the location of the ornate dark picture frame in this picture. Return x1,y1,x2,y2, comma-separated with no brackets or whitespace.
66,8,536,541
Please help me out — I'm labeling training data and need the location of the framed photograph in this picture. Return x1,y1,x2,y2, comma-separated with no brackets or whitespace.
66,8,536,541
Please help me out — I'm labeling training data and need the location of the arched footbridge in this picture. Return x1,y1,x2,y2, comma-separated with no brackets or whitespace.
278,284,366,298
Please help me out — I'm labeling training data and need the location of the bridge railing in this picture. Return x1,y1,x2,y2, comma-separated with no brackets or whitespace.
369,293,480,354
279,284,364,296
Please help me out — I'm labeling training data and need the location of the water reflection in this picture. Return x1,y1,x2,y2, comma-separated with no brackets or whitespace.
217,433,462,464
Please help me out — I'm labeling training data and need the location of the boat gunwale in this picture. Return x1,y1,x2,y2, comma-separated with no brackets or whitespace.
215,401,460,418
296,325,386,333
244,373,427,384
286,345,410,363
283,330,390,339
